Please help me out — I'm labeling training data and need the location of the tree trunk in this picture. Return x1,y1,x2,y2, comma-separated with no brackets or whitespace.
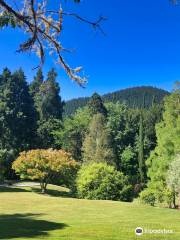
172,192,176,209
40,181,47,194
178,192,180,209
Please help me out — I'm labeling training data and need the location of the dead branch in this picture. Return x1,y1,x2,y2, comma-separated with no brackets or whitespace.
0,0,106,86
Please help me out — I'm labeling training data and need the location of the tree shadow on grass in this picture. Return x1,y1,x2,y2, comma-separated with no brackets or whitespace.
0,185,75,198
31,187,75,198
0,213,68,239
0,186,30,193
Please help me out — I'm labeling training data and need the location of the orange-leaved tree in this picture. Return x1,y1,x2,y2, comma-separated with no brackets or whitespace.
12,149,79,193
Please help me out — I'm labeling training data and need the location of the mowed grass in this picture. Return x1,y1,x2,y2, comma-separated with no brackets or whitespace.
0,184,180,240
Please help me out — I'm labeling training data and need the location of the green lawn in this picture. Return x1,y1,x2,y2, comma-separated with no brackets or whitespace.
0,184,180,240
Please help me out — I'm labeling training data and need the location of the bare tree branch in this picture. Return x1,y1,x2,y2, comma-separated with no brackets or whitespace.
0,0,106,87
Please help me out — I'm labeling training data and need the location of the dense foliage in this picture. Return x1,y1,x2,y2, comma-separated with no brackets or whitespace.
12,149,78,193
141,90,180,208
139,188,156,206
82,113,115,165
64,86,169,116
0,68,36,151
88,93,107,117
76,163,133,201
0,67,64,180
0,67,175,206
53,107,91,161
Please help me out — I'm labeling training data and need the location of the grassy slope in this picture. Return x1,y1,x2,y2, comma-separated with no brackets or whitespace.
0,184,180,240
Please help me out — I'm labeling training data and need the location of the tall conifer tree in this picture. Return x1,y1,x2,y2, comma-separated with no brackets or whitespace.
88,93,107,117
138,113,145,184
82,113,115,165
29,69,44,97
36,68,63,121
0,68,36,150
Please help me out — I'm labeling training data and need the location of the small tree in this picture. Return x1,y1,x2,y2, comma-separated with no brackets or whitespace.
12,149,78,193
82,114,115,165
167,154,180,208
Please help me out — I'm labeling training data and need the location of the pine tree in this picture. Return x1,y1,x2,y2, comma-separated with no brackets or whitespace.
151,95,156,107
12,69,36,148
88,93,107,117
36,68,63,121
34,68,64,148
29,68,44,97
138,113,145,184
82,113,115,165
0,68,37,178
0,68,36,150
142,93,146,108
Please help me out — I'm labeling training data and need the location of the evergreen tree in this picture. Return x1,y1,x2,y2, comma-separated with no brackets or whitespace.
82,113,115,165
0,68,36,150
138,113,145,184
145,91,180,204
33,68,64,148
0,68,36,178
143,104,163,158
29,68,44,97
142,93,145,108
36,68,63,121
151,95,156,107
88,93,107,117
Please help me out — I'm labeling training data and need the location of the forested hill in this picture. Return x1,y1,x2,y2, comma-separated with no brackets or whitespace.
64,86,169,116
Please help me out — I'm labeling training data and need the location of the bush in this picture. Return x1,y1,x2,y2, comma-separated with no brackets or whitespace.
140,188,156,206
76,163,133,201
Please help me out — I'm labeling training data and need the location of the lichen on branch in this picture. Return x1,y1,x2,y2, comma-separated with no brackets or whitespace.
0,0,106,87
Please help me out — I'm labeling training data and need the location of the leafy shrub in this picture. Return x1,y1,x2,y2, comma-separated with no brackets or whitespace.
140,188,156,206
76,163,133,201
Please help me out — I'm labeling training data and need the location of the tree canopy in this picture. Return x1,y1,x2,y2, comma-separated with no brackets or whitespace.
12,149,78,193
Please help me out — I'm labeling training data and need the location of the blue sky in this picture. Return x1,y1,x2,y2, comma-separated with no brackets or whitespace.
0,0,180,100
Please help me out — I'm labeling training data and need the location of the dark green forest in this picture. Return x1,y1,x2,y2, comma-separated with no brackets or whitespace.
0,67,179,207
64,86,169,116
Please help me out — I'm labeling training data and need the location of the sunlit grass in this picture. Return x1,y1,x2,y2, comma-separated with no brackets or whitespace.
0,184,180,240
